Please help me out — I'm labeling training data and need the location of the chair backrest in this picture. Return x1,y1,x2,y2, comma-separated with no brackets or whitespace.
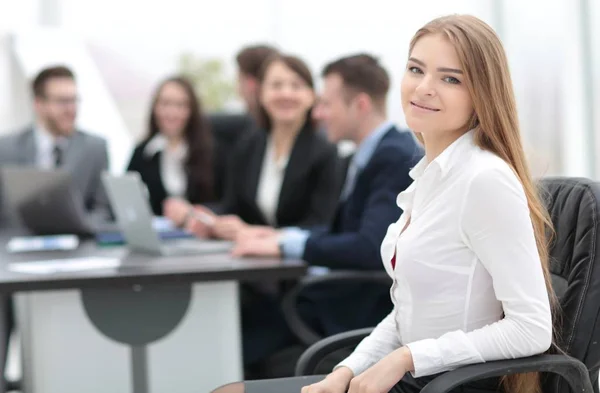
208,113,254,146
540,177,600,392
207,113,254,200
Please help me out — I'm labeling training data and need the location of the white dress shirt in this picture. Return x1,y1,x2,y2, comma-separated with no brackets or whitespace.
34,125,68,169
256,137,289,226
337,130,552,378
144,134,188,197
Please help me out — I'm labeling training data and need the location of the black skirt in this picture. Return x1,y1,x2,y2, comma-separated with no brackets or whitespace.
390,373,502,393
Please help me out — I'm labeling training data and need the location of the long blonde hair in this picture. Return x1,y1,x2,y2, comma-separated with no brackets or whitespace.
408,15,557,393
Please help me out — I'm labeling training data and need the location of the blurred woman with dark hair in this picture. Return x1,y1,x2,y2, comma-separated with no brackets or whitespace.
127,76,215,215
165,54,340,240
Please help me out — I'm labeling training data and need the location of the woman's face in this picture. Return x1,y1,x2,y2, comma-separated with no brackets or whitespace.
259,61,315,127
401,33,474,137
154,81,191,138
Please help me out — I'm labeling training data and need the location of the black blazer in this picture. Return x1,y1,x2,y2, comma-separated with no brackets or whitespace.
126,140,214,215
218,125,340,228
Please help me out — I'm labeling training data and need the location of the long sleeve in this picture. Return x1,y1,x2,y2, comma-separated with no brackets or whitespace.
405,168,553,377
280,227,311,259
335,311,402,376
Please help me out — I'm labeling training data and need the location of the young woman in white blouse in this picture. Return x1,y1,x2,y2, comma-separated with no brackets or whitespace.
127,76,215,215
303,14,556,393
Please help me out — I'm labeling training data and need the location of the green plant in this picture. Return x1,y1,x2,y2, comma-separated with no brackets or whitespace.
178,53,236,111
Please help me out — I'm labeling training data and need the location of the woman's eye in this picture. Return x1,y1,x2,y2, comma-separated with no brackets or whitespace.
444,76,461,84
408,66,423,74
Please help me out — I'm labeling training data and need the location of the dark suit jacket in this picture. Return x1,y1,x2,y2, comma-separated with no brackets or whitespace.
126,140,215,216
0,127,110,224
300,127,424,335
219,125,341,228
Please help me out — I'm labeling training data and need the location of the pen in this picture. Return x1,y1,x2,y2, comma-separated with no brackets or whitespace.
193,211,216,226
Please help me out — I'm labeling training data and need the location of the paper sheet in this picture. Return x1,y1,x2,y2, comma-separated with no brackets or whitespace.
6,235,79,253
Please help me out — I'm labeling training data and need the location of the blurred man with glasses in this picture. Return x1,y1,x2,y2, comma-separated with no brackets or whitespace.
0,65,110,217
0,65,111,389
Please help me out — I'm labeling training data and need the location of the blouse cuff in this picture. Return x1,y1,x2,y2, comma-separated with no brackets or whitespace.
406,332,485,378
405,339,445,378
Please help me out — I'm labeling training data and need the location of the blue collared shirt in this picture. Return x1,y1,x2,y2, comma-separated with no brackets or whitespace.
339,121,394,200
280,121,395,260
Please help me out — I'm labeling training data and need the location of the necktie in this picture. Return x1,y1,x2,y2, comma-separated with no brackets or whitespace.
391,252,396,270
340,159,358,201
53,144,63,167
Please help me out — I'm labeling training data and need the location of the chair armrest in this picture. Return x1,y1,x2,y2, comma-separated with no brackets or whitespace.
295,328,373,376
211,376,327,393
281,270,390,346
421,355,593,393
247,376,326,393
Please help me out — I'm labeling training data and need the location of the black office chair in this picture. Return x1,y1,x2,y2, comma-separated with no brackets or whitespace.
212,176,600,393
246,153,390,379
207,112,254,201
279,151,387,348
244,270,391,379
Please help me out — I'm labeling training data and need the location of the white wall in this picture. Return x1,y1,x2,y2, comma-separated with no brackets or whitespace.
492,0,594,178
501,0,567,177
271,0,496,128
11,28,133,173
0,0,38,29
0,34,17,134
55,0,496,129
590,0,600,176
0,0,596,178
0,0,37,134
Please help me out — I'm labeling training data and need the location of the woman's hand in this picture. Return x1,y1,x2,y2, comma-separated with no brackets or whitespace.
212,215,248,240
348,347,414,393
235,225,278,241
301,367,354,393
163,198,192,226
231,234,280,258
184,205,217,238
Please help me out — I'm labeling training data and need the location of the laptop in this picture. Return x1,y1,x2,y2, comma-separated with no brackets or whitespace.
101,172,233,256
0,167,110,236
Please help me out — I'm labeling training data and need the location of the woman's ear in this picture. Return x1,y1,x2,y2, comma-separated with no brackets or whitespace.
248,77,259,94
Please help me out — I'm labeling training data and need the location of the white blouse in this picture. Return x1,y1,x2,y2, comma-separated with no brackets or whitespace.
144,134,188,197
337,130,552,378
256,137,289,226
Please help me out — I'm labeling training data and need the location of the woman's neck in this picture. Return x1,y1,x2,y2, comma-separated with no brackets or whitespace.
270,120,304,161
422,129,468,163
164,134,184,151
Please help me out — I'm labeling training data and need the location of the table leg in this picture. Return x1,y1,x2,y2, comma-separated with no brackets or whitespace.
0,296,7,393
131,346,148,393
16,281,242,393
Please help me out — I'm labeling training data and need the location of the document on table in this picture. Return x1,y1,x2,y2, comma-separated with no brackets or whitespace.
7,257,121,275
6,235,79,253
